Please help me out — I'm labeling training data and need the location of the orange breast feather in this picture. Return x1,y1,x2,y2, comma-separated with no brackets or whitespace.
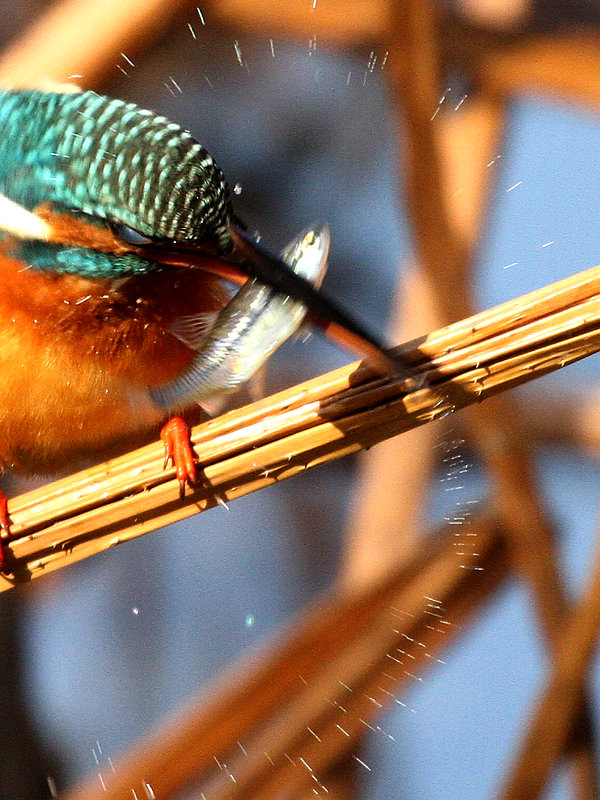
0,249,227,473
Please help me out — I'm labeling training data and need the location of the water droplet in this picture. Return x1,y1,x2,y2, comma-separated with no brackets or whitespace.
245,614,255,627
132,607,140,616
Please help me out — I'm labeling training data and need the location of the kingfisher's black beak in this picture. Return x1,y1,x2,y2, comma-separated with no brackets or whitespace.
145,225,410,377
226,229,410,376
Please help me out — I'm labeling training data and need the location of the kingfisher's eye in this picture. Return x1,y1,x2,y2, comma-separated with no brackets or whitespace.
111,222,153,246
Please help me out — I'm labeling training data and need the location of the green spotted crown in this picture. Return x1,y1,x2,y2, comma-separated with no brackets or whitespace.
0,90,234,254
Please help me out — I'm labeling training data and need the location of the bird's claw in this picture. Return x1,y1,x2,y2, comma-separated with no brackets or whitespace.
160,417,198,497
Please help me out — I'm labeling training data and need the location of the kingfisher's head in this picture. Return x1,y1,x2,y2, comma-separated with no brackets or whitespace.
0,89,398,371
0,88,236,277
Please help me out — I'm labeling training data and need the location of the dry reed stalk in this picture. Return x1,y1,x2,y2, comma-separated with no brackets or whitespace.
62,513,508,800
341,7,506,584
339,267,441,589
314,7,471,793
340,21,506,591
0,0,187,89
340,3,502,595
324,12,505,795
389,0,567,658
3,260,600,588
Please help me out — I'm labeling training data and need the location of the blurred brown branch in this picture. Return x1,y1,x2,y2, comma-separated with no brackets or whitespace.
62,512,508,800
391,4,599,797
498,510,600,800
0,0,188,89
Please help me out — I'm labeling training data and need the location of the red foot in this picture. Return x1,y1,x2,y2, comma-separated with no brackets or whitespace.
160,417,197,498
0,489,10,573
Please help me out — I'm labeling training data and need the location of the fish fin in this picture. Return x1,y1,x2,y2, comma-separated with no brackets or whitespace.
169,312,219,350
292,325,313,345
198,398,228,417
247,365,267,403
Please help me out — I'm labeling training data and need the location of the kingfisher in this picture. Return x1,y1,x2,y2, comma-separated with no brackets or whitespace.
0,87,405,569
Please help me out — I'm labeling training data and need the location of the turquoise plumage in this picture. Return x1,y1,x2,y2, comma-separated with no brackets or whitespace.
0,90,234,279
0,90,232,247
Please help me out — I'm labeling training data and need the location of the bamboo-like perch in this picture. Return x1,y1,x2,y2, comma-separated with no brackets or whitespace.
3,259,600,588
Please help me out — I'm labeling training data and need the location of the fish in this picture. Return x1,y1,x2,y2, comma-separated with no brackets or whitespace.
150,223,330,412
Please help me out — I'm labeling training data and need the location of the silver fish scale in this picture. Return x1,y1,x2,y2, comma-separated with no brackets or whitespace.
150,223,330,411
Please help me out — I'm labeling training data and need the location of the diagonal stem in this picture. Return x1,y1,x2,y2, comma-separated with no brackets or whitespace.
498,512,600,799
